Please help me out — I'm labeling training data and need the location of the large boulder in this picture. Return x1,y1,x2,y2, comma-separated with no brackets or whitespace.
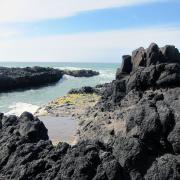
18,112,49,142
160,45,180,63
113,136,148,179
132,47,146,70
126,63,180,92
118,43,180,76
168,121,180,154
126,100,162,142
146,43,163,66
119,55,132,74
145,154,180,180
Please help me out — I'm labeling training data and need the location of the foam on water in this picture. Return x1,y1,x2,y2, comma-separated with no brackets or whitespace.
5,102,39,116
99,70,115,79
0,62,120,114
61,74,76,81
55,66,90,71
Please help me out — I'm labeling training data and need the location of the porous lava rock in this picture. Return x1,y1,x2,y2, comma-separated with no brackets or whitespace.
1,43,180,179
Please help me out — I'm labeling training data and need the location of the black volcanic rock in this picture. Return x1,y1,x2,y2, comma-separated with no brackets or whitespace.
0,67,99,93
0,112,123,179
63,69,99,77
168,121,180,154
68,86,97,94
0,66,63,92
144,154,180,180
160,45,180,63
1,43,180,180
76,43,180,179
122,43,180,74
68,83,112,96
116,55,132,76
146,43,162,66
132,47,146,71
126,63,180,92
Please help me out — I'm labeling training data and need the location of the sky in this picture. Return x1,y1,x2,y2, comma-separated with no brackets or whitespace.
0,0,180,62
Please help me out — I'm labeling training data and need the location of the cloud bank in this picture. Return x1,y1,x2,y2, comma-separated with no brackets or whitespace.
0,26,179,62
0,0,160,22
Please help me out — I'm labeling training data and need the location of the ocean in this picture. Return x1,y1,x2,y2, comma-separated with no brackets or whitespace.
0,62,120,116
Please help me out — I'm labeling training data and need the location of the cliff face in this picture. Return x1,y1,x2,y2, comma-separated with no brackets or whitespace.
0,43,180,180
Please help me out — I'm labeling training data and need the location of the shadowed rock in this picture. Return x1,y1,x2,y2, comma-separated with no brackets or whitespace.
0,67,99,93
63,69,99,77
116,55,132,77
0,66,63,92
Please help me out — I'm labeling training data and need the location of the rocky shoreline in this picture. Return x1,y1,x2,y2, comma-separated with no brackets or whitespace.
0,66,99,92
1,43,180,179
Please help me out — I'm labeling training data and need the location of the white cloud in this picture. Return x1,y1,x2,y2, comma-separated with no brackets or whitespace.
0,0,160,22
0,28,20,39
0,26,179,62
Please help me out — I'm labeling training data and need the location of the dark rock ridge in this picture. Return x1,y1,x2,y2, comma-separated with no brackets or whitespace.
69,86,98,94
77,43,180,179
63,69,99,77
68,83,110,95
0,66,99,92
1,43,180,179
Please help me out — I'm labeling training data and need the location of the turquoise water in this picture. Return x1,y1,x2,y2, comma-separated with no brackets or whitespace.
0,62,120,115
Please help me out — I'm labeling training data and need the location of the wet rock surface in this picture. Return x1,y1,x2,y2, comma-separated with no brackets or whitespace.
1,43,180,179
0,66,99,92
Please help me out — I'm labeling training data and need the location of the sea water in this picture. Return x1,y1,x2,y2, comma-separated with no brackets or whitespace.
0,62,120,115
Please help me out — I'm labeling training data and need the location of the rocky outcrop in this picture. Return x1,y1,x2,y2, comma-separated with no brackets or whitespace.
63,69,99,77
1,43,180,179
0,67,99,92
77,43,180,179
0,112,122,180
68,83,110,95
68,86,97,94
116,55,132,76
0,66,63,92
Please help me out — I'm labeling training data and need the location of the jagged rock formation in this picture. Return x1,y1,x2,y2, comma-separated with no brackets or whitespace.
77,43,180,179
0,112,122,180
0,67,99,92
0,43,180,179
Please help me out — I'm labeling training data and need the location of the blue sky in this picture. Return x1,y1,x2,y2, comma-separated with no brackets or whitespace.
0,0,180,62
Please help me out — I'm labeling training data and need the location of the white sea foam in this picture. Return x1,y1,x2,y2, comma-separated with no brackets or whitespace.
99,70,115,80
5,102,39,116
54,66,90,70
59,75,77,82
